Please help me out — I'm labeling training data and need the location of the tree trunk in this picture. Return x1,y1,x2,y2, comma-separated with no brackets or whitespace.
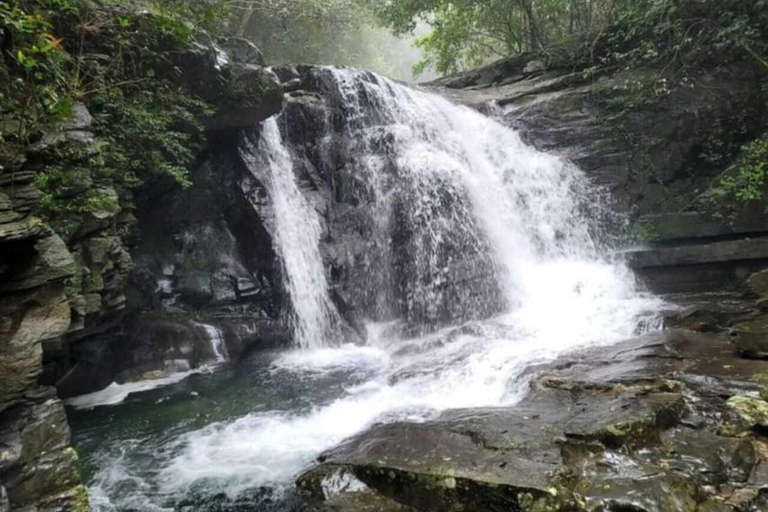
519,0,541,50
1,25,13,67
235,7,256,37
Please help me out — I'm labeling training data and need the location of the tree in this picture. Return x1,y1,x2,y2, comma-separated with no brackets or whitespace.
373,0,617,75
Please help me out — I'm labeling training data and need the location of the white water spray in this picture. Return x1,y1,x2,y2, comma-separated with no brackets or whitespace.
240,120,340,349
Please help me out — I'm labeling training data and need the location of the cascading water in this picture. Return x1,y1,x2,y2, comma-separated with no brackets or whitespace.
240,120,341,349
197,323,228,363
70,67,662,512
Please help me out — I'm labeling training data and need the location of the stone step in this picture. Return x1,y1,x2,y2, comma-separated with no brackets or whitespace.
623,236,768,294
640,212,768,243
627,237,768,269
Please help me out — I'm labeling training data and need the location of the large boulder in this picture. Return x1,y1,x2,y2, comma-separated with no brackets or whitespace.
747,268,768,298
164,36,284,131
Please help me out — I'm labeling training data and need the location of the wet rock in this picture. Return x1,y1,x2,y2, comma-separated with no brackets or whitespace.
581,473,698,512
720,396,768,436
226,37,265,67
640,212,768,244
178,271,214,307
663,302,754,333
204,66,284,131
731,314,768,358
747,269,768,298
626,237,768,293
0,389,87,511
166,36,283,131
299,320,768,511
300,378,686,512
522,60,546,76
272,64,302,83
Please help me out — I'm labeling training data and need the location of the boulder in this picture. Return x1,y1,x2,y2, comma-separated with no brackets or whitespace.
226,37,265,67
731,314,768,358
204,66,284,131
747,269,768,298
522,60,546,76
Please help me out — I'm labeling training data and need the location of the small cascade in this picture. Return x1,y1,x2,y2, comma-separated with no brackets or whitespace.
199,323,227,363
240,119,341,349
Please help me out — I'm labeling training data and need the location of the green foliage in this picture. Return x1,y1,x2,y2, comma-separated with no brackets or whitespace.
375,0,619,75
0,0,72,141
374,0,768,76
156,0,230,34
411,4,499,76
91,83,211,192
705,133,768,220
629,218,660,244
593,0,768,72
1,0,221,230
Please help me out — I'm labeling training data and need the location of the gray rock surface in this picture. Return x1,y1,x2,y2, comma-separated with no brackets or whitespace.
299,313,768,512
0,157,87,510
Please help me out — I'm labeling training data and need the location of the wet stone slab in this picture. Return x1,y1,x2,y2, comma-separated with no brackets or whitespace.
297,303,768,512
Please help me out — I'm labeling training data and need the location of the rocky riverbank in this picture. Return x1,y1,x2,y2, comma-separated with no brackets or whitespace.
298,287,768,511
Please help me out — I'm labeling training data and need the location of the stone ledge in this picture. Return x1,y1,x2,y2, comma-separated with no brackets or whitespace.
626,237,768,269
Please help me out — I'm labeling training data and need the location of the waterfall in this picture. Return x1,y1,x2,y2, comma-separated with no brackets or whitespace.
81,67,662,511
243,68,622,341
198,323,227,363
240,120,340,350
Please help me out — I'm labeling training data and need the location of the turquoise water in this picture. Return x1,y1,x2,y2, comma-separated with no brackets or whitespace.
68,348,379,511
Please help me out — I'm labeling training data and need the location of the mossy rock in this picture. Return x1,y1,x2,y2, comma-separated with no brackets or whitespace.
731,315,768,358
719,396,768,436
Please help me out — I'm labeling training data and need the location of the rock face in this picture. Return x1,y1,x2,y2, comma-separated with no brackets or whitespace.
0,27,286,509
0,159,87,508
36,38,288,399
432,59,764,217
50,144,291,397
171,36,284,131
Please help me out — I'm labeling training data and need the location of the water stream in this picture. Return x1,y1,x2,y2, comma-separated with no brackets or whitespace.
69,68,662,511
